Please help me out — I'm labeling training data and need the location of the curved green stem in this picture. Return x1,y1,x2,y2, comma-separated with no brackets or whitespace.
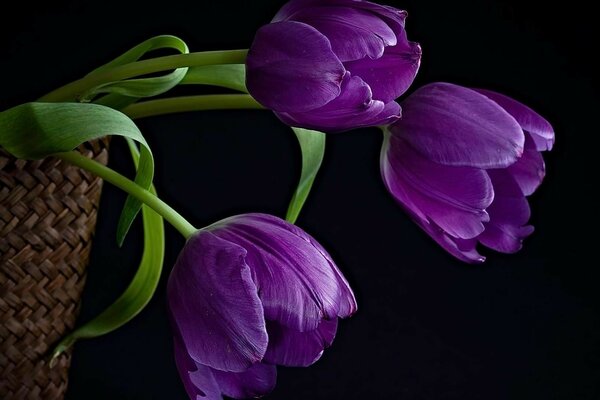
56,151,196,239
122,94,264,119
40,49,248,102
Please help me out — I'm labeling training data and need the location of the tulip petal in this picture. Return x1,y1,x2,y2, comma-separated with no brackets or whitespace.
382,134,494,239
209,213,356,332
168,231,268,372
274,0,409,38
273,0,324,21
273,0,367,22
212,363,277,399
475,89,555,151
479,170,534,253
246,21,345,113
255,216,357,319
416,219,485,263
394,82,525,168
276,73,401,132
375,100,403,126
507,134,546,196
264,319,338,367
357,4,408,36
173,335,223,400
291,6,396,62
345,40,421,103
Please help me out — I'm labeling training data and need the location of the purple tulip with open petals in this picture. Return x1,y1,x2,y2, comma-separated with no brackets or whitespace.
168,213,357,399
246,0,421,132
381,82,554,263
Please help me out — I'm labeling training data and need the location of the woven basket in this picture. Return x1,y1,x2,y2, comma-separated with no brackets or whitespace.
0,138,110,399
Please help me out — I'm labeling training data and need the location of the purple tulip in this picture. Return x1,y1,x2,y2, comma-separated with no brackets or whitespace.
381,82,554,263
246,0,421,132
168,213,357,399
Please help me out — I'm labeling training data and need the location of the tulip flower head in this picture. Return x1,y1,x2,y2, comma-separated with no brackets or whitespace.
381,83,554,263
246,0,422,132
168,213,357,399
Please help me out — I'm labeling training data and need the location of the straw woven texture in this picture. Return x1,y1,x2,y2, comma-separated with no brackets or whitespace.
0,139,109,399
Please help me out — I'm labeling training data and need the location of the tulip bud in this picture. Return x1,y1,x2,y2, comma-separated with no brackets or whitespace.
381,83,554,262
246,0,421,132
168,213,357,399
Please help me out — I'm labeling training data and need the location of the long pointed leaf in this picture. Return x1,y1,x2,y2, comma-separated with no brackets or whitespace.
51,142,164,359
286,127,326,224
0,102,153,246
83,35,189,101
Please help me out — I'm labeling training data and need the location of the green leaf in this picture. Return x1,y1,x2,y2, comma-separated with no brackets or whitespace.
286,127,326,224
0,102,153,246
83,35,189,101
94,92,139,110
51,142,165,360
181,64,247,93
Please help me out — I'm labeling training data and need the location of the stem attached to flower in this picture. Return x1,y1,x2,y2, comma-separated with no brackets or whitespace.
122,94,264,119
39,50,249,102
56,151,197,239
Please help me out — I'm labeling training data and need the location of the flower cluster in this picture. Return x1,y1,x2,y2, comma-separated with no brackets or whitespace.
174,0,553,397
0,0,554,399
245,0,554,264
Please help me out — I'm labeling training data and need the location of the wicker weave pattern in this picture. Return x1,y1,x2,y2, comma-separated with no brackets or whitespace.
0,139,109,399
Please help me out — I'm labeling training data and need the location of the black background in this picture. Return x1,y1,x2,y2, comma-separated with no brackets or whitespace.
2,0,599,398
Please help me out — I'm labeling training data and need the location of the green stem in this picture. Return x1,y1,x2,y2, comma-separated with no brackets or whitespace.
122,94,264,119
40,49,248,102
56,151,196,239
